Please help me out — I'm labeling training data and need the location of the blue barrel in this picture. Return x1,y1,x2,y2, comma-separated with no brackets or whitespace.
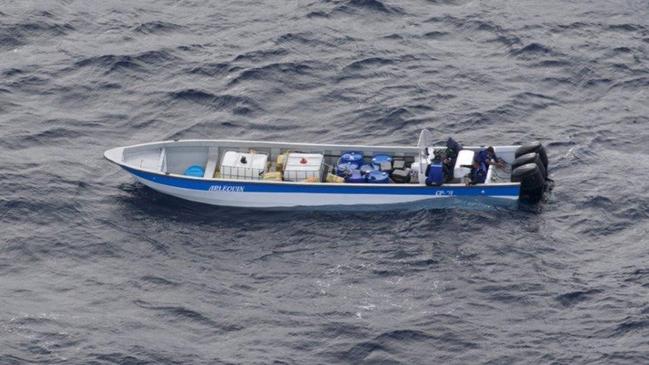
367,170,390,183
345,169,366,183
371,154,393,171
335,162,354,177
425,164,444,186
184,165,205,177
360,164,376,175
339,151,364,169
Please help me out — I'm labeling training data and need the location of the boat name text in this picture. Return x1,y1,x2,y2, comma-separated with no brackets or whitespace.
208,185,245,192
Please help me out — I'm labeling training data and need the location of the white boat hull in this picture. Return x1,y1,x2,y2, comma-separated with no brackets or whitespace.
125,167,520,209
105,135,528,210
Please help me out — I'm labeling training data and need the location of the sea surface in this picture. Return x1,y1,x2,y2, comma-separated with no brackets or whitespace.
2,1,649,364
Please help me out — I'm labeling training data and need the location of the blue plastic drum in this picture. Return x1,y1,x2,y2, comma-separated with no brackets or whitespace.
371,154,393,171
345,169,366,183
335,162,354,177
359,164,376,175
367,170,390,183
184,165,205,177
339,151,364,169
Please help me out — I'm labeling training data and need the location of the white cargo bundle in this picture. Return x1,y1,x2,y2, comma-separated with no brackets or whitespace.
454,149,475,179
283,153,324,182
220,151,268,180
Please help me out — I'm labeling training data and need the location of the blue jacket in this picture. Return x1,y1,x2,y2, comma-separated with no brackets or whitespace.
476,149,493,165
469,161,488,184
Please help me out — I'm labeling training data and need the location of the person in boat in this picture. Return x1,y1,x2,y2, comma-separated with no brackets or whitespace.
476,146,506,169
442,137,462,182
465,158,488,185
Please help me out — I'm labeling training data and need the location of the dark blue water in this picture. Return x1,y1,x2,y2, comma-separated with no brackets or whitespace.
2,1,649,363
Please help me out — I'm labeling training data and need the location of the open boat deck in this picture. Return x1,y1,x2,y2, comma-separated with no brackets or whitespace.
104,131,541,209
107,139,518,186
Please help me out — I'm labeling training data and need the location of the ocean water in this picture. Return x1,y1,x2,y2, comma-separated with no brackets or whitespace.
2,0,649,363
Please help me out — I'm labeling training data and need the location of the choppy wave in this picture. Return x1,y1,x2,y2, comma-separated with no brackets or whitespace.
2,0,649,363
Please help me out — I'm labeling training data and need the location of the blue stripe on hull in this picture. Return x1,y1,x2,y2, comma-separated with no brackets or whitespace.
125,167,520,197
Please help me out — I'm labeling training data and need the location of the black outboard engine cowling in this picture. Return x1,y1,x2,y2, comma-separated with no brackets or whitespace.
515,142,548,170
511,163,545,204
511,152,547,179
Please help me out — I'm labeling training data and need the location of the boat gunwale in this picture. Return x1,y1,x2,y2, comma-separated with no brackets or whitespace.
112,139,425,153
104,139,522,189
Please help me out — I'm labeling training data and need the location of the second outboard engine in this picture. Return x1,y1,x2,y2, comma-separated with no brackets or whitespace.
511,142,552,204
514,141,548,170
511,152,547,179
511,163,545,204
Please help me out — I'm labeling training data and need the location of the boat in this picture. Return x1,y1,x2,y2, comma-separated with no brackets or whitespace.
103,129,550,209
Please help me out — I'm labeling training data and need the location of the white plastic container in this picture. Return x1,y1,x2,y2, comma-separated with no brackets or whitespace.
454,149,475,179
220,151,268,180
283,153,324,182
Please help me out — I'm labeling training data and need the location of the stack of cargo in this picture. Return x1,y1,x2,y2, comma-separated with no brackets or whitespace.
326,173,345,183
390,159,411,183
345,170,366,183
220,151,268,180
335,151,363,178
335,151,364,183
360,164,375,175
454,150,475,180
283,153,324,182
339,151,364,169
335,151,412,184
367,170,390,183
371,154,393,173
263,171,283,181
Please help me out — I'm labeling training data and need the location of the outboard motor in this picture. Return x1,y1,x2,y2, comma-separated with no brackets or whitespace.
511,152,547,179
511,163,545,204
514,142,548,170
511,142,551,204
